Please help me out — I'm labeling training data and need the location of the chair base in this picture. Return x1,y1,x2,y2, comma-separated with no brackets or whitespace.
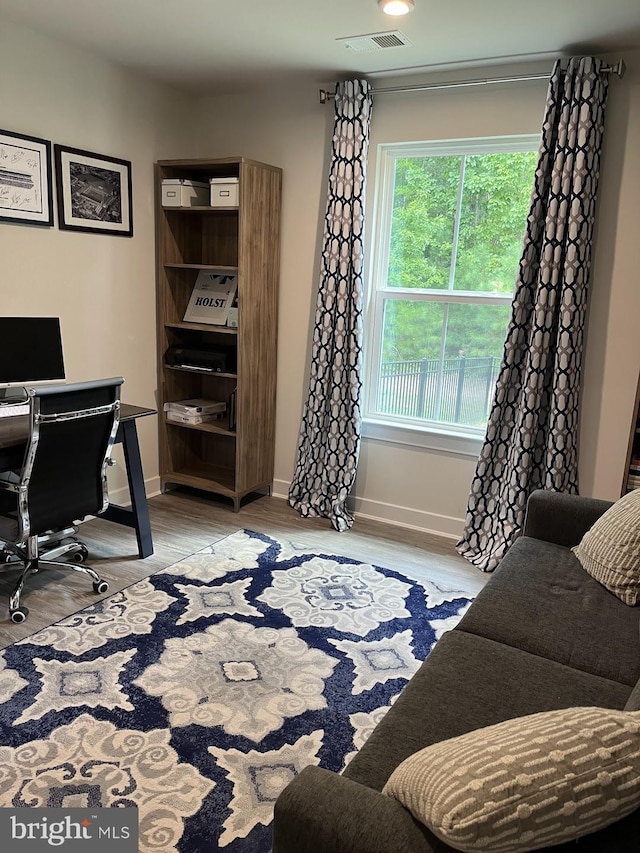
1,543,109,623
1,530,90,567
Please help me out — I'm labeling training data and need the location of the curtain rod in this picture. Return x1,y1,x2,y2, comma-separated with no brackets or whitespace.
318,59,625,103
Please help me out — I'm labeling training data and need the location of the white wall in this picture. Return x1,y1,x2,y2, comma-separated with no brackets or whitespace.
196,54,640,537
578,53,640,499
0,18,199,503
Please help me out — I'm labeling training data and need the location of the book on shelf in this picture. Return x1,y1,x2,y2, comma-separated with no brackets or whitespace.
183,271,237,325
163,398,226,416
228,387,237,432
627,473,640,490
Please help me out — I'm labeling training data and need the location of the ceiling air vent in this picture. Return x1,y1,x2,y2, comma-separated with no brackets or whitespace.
337,31,413,52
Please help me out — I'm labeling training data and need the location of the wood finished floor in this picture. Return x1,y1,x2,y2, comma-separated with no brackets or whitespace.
0,490,488,648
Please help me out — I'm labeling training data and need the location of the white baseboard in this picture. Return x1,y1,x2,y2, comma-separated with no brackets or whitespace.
272,479,463,540
108,476,162,507
271,479,290,499
120,477,463,541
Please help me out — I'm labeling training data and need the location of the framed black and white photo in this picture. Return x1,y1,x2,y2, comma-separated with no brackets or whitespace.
0,129,54,227
54,144,133,236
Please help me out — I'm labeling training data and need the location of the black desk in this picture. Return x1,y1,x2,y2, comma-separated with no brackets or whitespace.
102,404,156,558
0,403,156,559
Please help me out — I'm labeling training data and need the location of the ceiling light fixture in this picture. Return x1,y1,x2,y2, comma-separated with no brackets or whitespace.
378,0,415,15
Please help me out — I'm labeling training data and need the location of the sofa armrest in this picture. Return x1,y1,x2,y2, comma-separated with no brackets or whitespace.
273,766,439,853
523,490,613,548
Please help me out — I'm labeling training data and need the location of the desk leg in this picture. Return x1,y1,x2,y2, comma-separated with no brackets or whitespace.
102,420,154,558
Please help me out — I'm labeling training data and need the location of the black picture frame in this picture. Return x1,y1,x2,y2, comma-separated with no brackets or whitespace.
54,144,133,236
0,128,54,227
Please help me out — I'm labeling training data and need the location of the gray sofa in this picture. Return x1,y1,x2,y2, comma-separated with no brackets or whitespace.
273,490,640,852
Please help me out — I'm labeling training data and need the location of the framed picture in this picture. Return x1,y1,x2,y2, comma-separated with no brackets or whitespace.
54,144,133,236
0,129,54,227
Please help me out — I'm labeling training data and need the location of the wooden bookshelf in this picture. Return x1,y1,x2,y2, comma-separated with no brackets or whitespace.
155,157,282,510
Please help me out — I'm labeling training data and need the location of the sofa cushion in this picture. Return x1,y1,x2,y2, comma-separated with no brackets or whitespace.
455,536,640,686
383,706,640,853
274,765,439,853
523,490,613,548
572,489,640,605
342,629,630,793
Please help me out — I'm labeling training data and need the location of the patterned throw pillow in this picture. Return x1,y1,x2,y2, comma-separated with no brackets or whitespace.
383,706,640,853
571,489,640,605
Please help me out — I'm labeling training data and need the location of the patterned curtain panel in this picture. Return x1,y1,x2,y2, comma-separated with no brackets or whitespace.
288,79,373,532
457,56,610,572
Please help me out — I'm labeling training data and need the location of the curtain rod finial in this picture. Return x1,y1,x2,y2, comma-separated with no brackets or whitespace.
319,89,335,104
612,58,626,78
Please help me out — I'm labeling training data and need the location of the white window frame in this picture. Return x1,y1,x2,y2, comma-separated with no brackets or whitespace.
363,134,540,455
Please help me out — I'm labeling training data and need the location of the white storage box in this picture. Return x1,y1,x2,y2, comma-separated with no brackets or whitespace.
162,179,209,207
210,177,239,207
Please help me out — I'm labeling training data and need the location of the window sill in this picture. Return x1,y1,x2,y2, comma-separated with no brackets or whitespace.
361,418,484,457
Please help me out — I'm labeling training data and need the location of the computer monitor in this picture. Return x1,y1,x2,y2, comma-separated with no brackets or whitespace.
0,317,65,397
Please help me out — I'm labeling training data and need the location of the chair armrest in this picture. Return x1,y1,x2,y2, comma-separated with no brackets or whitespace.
523,490,613,548
273,766,437,853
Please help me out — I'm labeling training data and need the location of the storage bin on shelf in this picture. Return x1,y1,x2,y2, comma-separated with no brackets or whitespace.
210,177,239,207
161,179,209,207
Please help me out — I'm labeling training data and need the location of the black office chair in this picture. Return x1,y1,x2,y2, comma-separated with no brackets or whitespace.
0,377,124,623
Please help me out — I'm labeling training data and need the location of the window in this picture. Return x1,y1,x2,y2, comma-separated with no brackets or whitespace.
364,136,539,450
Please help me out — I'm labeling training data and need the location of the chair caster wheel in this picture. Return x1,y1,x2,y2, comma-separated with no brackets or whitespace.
93,580,109,594
72,545,89,563
10,606,29,623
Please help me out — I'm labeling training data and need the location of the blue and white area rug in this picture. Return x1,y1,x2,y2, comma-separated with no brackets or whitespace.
0,530,473,852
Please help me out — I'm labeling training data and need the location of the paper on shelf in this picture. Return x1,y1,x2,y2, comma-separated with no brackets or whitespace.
183,272,237,325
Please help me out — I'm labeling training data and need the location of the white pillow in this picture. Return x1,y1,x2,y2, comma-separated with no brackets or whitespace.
383,705,640,853
572,489,640,605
